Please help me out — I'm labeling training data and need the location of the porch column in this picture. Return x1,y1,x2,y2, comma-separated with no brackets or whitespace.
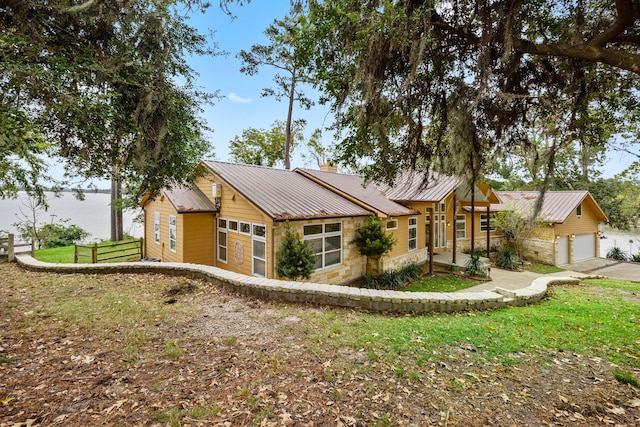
452,193,457,264
428,207,434,275
486,206,491,255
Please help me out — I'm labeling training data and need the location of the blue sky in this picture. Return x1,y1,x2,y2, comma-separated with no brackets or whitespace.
187,0,332,168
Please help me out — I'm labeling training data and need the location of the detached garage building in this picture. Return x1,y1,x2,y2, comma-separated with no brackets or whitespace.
495,191,609,266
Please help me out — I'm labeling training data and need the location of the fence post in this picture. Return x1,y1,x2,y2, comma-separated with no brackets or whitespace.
74,245,78,264
30,241,34,256
140,237,144,259
8,234,15,262
92,243,97,264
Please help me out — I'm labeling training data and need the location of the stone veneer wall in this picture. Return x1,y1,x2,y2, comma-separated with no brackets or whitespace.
382,247,430,271
519,238,555,265
15,255,578,314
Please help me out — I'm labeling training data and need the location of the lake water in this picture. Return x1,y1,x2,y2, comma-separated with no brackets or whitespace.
0,191,143,242
599,228,640,259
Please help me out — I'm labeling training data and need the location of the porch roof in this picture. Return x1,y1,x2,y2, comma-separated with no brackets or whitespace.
164,184,218,213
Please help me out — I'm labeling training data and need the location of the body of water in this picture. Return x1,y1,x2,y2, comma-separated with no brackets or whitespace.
0,191,143,242
599,228,640,259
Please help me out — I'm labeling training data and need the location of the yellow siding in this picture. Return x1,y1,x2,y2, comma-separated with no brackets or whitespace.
195,175,275,277
182,214,215,265
143,195,183,262
554,202,599,237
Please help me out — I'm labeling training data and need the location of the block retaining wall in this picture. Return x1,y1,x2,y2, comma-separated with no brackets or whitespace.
16,255,577,314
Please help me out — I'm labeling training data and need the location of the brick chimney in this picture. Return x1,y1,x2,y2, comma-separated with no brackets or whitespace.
319,160,338,173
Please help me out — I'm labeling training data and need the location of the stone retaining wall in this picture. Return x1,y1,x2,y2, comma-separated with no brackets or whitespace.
16,255,578,314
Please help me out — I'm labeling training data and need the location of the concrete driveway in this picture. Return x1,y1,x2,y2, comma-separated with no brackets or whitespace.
563,258,640,282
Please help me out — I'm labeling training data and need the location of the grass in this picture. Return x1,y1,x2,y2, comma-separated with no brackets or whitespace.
34,238,141,264
528,263,565,274
403,273,480,292
298,278,640,368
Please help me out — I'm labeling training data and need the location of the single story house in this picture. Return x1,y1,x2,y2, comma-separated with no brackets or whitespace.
141,161,607,284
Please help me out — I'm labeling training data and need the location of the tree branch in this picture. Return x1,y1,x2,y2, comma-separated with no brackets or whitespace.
515,39,640,74
588,0,639,47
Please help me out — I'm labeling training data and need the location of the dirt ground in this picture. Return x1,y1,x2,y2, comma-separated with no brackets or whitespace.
1,263,639,426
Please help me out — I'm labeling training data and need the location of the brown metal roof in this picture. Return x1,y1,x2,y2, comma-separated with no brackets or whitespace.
377,170,461,202
295,169,418,217
203,161,372,221
164,184,218,213
494,191,608,223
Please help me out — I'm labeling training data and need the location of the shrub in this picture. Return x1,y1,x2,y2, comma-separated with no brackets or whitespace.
631,253,640,263
39,223,89,248
275,222,315,281
361,263,421,290
464,253,487,277
495,247,519,270
606,246,628,261
352,215,396,257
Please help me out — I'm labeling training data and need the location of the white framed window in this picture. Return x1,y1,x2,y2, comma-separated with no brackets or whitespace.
440,214,446,248
434,203,439,213
408,217,418,251
386,219,398,230
228,219,238,232
304,222,342,270
169,215,177,253
252,224,267,277
153,212,160,244
440,202,446,212
455,214,466,239
218,217,227,263
239,221,251,235
576,204,582,217
480,214,497,232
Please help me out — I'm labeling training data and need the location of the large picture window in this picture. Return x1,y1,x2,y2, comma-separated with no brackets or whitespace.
304,222,342,270
218,218,227,263
153,212,160,244
408,217,418,251
169,215,177,253
480,214,496,232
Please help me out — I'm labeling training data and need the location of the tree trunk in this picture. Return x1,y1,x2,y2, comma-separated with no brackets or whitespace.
366,255,382,276
284,67,296,170
110,177,123,242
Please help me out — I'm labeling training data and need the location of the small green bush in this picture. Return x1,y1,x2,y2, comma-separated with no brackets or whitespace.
631,253,640,263
495,247,519,270
40,223,89,248
606,246,628,261
275,222,315,280
352,215,397,257
464,253,487,277
361,263,421,290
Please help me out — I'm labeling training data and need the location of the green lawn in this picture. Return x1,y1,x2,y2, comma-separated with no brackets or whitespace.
302,278,640,368
35,239,141,264
403,273,480,292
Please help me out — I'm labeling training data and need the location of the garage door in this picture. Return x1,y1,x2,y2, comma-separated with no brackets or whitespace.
574,233,596,262
557,236,568,265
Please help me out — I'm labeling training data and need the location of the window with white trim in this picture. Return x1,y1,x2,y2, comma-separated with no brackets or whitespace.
239,221,251,235
304,222,342,270
455,214,466,239
386,219,398,230
169,215,177,253
228,220,238,232
480,214,497,232
408,217,418,251
153,212,160,244
218,218,227,263
252,224,267,277
576,204,582,217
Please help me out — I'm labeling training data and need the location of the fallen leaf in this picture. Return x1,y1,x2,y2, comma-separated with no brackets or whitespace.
558,394,569,404
1,397,14,406
626,399,640,407
104,399,127,414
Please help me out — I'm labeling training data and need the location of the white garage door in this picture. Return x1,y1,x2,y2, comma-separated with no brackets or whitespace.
557,236,568,265
574,233,596,262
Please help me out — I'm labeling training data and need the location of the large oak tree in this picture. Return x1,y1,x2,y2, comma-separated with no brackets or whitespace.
297,0,640,190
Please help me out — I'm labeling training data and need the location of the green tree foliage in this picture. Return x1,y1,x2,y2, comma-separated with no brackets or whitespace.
238,3,314,170
297,1,640,187
494,209,550,258
228,120,304,167
352,215,397,257
275,222,315,280
1,0,218,205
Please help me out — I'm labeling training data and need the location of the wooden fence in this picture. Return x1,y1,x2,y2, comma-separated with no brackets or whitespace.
74,239,144,264
0,234,35,262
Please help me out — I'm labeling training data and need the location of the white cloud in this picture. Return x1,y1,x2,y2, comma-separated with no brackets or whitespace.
228,92,251,103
